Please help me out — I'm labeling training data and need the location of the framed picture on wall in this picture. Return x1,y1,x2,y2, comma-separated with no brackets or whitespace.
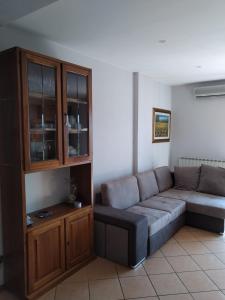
152,108,171,143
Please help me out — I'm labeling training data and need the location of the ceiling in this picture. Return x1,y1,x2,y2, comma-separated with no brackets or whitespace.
9,0,225,85
0,0,57,26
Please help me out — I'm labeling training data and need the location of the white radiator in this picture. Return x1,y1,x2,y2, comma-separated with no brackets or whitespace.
178,157,225,168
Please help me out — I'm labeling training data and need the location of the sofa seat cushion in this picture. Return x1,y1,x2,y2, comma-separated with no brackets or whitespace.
159,188,194,201
126,205,171,236
136,170,159,201
186,192,225,219
101,176,140,209
139,196,186,221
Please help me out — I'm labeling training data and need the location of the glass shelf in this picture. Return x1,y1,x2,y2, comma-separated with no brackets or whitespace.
29,92,56,101
30,128,56,133
68,128,88,134
67,98,88,104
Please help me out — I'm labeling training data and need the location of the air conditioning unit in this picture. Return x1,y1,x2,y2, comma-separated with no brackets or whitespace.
194,84,225,99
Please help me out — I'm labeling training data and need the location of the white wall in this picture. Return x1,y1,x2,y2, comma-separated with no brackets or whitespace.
25,168,70,213
171,81,225,167
134,73,172,172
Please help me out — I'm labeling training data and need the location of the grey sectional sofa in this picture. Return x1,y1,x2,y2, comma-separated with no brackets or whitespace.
94,165,225,268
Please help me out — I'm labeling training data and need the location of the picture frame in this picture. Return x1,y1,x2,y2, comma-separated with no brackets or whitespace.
152,108,171,143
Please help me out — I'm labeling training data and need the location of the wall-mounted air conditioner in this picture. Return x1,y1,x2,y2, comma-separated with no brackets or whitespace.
194,84,225,99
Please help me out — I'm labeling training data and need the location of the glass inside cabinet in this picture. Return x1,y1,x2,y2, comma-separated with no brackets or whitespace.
65,71,89,159
28,62,58,162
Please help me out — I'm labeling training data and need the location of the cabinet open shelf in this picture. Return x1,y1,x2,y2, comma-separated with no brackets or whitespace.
27,203,92,232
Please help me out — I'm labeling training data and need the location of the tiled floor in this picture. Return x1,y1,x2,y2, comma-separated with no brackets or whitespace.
1,226,225,300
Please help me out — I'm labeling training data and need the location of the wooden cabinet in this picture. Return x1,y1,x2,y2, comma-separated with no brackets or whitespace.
0,48,93,300
27,220,65,293
65,209,93,269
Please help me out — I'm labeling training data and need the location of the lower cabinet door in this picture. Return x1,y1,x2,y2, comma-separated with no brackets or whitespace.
65,208,93,269
27,219,65,293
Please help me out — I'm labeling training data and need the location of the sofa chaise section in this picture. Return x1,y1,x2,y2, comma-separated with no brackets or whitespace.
94,204,148,267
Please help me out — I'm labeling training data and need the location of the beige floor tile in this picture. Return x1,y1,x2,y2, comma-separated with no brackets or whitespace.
143,257,174,274
165,237,177,244
192,231,224,242
174,230,198,242
150,273,187,295
151,249,164,258
116,263,146,277
62,267,88,283
191,291,225,300
203,241,225,253
120,276,156,298
191,254,225,270
179,241,210,255
159,294,193,300
178,270,218,292
55,282,89,300
215,253,225,264
167,255,200,272
161,241,187,257
38,289,56,300
86,257,117,280
89,278,123,300
206,269,225,289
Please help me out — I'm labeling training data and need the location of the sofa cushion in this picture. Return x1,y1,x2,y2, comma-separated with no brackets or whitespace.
154,166,173,192
138,196,186,221
159,188,194,201
198,165,225,197
174,166,200,191
126,205,171,236
136,170,159,201
101,176,140,209
186,192,225,219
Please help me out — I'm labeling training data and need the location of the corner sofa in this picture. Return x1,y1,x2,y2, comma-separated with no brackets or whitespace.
94,165,225,268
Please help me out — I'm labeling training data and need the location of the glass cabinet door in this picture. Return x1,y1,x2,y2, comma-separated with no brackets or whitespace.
62,64,91,164
22,52,62,171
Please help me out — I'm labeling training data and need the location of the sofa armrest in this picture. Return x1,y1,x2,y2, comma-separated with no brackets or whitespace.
94,205,148,267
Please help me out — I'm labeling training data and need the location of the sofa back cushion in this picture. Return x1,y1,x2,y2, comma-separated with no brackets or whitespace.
154,166,173,192
198,164,225,197
101,176,140,209
136,170,159,201
174,166,200,191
